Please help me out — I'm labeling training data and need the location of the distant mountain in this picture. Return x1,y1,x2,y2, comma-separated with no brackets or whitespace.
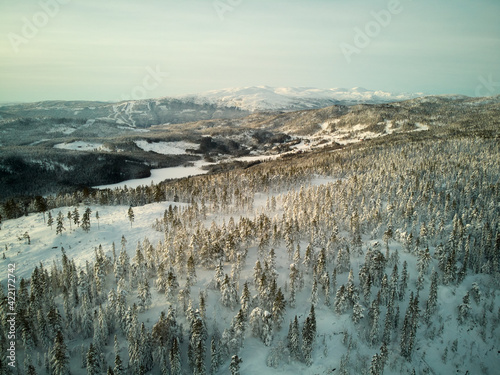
0,98,249,129
180,86,425,112
0,87,424,132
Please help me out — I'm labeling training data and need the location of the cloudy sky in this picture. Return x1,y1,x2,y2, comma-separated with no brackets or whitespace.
0,0,499,102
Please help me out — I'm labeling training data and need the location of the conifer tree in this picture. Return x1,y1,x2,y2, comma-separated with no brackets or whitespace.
137,278,152,312
82,208,92,233
335,285,347,314
272,288,286,330
169,337,182,375
399,261,408,301
128,206,135,227
287,316,300,360
47,211,54,229
113,354,124,375
73,207,80,227
56,211,65,235
221,274,238,310
229,355,242,375
210,337,222,375
352,301,364,324
458,292,471,324
240,281,251,317
50,331,69,375
369,295,380,346
369,353,382,375
86,343,100,375
302,317,314,365
424,270,438,323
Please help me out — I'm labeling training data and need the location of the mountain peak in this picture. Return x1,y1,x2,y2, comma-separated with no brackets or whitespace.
180,86,424,112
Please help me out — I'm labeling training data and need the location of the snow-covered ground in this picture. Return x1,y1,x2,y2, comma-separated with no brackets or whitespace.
54,141,111,152
134,140,198,155
0,202,186,280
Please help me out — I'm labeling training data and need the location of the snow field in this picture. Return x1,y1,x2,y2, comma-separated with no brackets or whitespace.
134,140,199,155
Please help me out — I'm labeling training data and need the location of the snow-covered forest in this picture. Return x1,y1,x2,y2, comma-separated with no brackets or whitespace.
1,136,499,374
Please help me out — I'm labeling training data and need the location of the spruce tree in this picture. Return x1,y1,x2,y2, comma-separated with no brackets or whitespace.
86,343,100,375
137,278,152,312
169,337,182,375
82,208,92,233
56,211,65,235
210,337,221,375
272,288,286,330
50,331,69,375
47,211,54,229
128,206,135,227
73,207,80,227
352,301,364,324
424,270,438,323
229,355,242,375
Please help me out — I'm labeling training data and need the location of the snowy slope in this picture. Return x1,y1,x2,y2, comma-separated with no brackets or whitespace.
0,202,186,279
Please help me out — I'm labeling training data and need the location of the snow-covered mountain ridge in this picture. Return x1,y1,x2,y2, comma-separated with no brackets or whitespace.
179,86,425,112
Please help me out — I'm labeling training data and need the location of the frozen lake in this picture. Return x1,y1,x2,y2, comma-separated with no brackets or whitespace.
94,153,277,190
94,159,211,189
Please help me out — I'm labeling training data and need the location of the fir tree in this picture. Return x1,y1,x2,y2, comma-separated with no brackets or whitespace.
424,270,438,323
128,206,135,227
72,207,80,227
302,317,314,365
221,274,238,310
272,288,286,330
82,208,92,233
352,301,364,324
399,261,408,301
137,278,152,312
458,292,471,325
229,355,242,375
369,353,381,375
240,281,251,317
287,316,300,360
56,211,65,235
169,337,182,375
50,331,69,375
86,343,100,375
369,295,380,346
334,284,347,314
210,337,222,375
47,211,54,229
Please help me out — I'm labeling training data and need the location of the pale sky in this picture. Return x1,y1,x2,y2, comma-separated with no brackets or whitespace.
0,0,499,102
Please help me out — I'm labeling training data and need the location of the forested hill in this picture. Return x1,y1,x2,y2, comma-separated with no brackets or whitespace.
0,131,498,374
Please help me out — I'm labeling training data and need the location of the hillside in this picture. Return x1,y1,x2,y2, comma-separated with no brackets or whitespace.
0,132,498,375
1,95,499,201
